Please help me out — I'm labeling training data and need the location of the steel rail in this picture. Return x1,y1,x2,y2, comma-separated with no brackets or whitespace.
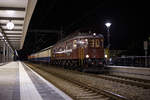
25,63,129,100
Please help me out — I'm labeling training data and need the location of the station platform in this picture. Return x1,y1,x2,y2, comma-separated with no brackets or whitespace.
107,65,150,80
0,63,4,66
0,61,72,100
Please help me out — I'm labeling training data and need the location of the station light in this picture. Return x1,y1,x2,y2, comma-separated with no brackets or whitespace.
86,54,89,58
105,22,112,28
93,33,96,36
105,54,108,58
73,44,77,48
0,32,5,41
6,10,15,15
0,32,5,40
7,21,14,30
109,58,112,62
85,39,88,42
0,32,2,36
105,22,112,49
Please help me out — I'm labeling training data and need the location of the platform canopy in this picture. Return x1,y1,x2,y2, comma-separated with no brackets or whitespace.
0,0,37,50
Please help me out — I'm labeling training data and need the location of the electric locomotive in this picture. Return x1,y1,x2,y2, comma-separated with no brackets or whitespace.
51,32,105,71
28,32,105,72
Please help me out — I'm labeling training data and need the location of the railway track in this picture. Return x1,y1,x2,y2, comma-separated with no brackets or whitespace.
106,74,150,83
88,74,150,89
25,63,129,100
50,71,128,100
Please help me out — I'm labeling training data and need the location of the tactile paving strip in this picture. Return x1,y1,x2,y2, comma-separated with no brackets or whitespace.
23,64,65,100
12,63,20,100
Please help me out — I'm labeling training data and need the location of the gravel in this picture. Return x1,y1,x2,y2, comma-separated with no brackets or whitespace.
27,63,150,100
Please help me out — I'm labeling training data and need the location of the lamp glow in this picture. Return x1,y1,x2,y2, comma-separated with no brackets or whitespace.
93,33,96,36
86,54,89,58
105,22,111,28
105,54,108,58
7,21,14,30
0,32,2,36
85,39,88,42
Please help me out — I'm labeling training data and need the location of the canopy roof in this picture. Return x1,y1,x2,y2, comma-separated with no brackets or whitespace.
0,0,37,50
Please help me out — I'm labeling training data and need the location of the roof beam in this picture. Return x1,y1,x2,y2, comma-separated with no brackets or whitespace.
3,29,23,31
10,41,20,43
0,23,23,26
0,7,25,11
4,33,22,35
8,39,21,40
8,40,21,41
10,42,20,43
6,36,22,38
0,17,24,20
6,35,22,37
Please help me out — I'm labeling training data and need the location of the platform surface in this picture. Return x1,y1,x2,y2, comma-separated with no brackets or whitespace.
0,63,4,66
108,65,150,70
0,61,72,100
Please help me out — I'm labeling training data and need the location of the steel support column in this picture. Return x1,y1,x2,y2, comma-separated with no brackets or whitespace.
7,46,10,62
6,44,8,62
3,42,5,63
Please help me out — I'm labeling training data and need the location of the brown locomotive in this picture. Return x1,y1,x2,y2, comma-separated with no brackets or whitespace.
51,32,105,71
28,32,105,71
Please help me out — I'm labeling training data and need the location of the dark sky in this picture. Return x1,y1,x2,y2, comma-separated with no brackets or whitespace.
18,0,150,58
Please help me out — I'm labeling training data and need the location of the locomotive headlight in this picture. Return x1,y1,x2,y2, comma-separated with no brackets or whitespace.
105,54,107,58
85,39,88,42
73,44,77,48
86,54,89,58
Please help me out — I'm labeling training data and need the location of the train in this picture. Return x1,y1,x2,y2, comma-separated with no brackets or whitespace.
28,32,105,71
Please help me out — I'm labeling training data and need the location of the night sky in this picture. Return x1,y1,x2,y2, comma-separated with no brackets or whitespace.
18,0,150,59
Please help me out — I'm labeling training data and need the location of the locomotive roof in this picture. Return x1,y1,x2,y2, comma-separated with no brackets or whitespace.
56,32,103,44
30,32,103,56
